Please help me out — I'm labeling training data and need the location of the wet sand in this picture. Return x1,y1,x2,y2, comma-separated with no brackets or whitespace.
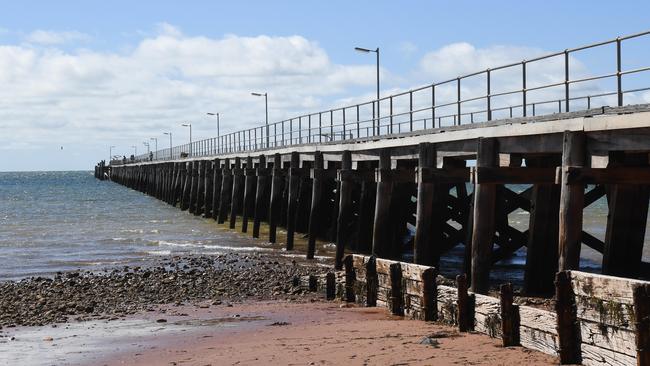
90,301,557,366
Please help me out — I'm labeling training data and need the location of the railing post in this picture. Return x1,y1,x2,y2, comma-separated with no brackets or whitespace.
330,110,334,141
356,105,360,138
457,77,461,125
281,120,285,146
308,114,312,143
319,112,322,143
342,109,346,140
616,37,623,106
431,84,436,127
298,116,302,144
409,90,413,132
522,61,527,117
564,49,570,112
389,96,394,134
372,102,376,136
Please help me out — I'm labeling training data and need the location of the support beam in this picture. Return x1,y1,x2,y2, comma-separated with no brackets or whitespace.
252,155,269,238
558,131,586,271
217,159,232,224
211,159,222,220
189,161,199,214
524,156,561,296
372,149,394,258
471,137,498,294
194,161,205,216
180,162,191,211
241,156,257,233
203,160,213,218
269,154,284,243
414,143,439,266
336,150,354,269
229,158,245,229
286,152,300,250
307,151,324,259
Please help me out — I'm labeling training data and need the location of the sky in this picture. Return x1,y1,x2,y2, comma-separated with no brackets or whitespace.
1,0,650,171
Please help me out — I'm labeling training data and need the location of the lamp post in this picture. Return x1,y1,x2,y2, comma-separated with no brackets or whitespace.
132,145,137,157
163,132,172,159
251,92,268,148
181,123,192,156
143,141,150,154
150,137,158,160
355,46,380,134
206,112,220,154
109,145,115,163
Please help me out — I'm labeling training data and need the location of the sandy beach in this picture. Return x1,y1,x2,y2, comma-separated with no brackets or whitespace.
1,300,558,366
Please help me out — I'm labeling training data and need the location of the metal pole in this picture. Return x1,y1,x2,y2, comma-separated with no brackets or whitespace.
265,93,269,148
376,48,380,133
522,61,527,117
564,50,570,112
487,69,492,121
217,113,220,154
616,37,623,106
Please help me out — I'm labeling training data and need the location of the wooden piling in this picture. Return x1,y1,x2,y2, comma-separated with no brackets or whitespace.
500,283,520,347
389,262,404,316
603,152,650,277
457,273,473,332
203,160,213,218
188,161,199,214
252,155,269,238
194,161,205,216
229,157,245,229
286,152,301,250
421,267,438,322
211,159,222,220
366,256,378,307
335,150,353,269
356,163,376,254
471,137,498,294
555,271,581,364
343,255,356,303
524,156,561,296
180,162,191,211
326,272,336,300
269,154,284,243
414,142,438,266
372,149,393,258
217,158,232,224
307,151,324,259
633,284,650,366
558,131,586,271
241,156,257,233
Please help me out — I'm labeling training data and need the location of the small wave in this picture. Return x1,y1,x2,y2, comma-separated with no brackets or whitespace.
146,250,171,256
120,229,144,234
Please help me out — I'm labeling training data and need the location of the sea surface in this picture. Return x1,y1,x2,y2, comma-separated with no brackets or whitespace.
0,171,648,283
0,171,329,281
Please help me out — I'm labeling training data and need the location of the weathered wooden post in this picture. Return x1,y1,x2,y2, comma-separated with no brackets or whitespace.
524,156,561,296
356,161,376,254
203,160,213,218
343,255,356,303
217,158,232,224
421,267,438,322
269,154,284,243
188,161,199,214
366,256,378,307
180,162,191,211
457,273,474,332
414,142,439,266
241,156,257,233
633,283,650,366
229,157,245,229
286,152,301,250
194,161,205,216
471,138,498,294
555,271,581,364
603,152,650,277
307,151,324,259
252,155,269,238
373,149,393,258
389,262,404,316
326,272,336,300
335,150,354,269
211,158,222,220
500,283,520,347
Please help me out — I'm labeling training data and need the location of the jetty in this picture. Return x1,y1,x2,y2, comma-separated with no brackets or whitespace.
96,31,650,365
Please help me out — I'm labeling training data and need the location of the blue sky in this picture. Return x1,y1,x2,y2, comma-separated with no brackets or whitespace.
1,0,650,171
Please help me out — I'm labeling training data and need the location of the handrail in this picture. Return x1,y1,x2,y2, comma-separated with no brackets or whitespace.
115,30,650,165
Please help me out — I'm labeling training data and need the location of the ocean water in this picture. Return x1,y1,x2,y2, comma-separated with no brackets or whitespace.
0,171,307,280
1,172,648,282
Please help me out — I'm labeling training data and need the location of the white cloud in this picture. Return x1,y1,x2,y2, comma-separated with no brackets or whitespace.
25,30,91,45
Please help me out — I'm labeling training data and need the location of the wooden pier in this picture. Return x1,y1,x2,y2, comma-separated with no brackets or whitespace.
105,104,650,297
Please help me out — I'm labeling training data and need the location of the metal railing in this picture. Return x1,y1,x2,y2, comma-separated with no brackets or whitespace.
120,30,650,165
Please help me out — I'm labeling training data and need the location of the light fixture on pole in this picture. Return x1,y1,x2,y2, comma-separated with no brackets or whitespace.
206,112,220,154
355,46,380,134
150,137,158,160
163,132,173,159
251,92,268,148
109,145,115,163
132,145,137,156
143,141,150,154
181,123,192,156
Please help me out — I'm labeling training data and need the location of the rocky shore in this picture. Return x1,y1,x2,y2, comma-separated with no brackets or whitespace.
0,252,328,327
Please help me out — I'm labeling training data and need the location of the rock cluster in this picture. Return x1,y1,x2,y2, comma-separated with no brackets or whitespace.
0,252,327,327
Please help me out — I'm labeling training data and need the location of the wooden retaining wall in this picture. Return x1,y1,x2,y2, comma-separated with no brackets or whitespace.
343,255,650,365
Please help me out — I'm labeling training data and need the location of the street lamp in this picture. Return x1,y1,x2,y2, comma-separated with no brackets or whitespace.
132,145,137,156
181,123,192,156
143,141,150,154
163,132,173,159
150,137,158,160
206,112,220,154
109,145,115,163
251,92,268,148
355,46,380,134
